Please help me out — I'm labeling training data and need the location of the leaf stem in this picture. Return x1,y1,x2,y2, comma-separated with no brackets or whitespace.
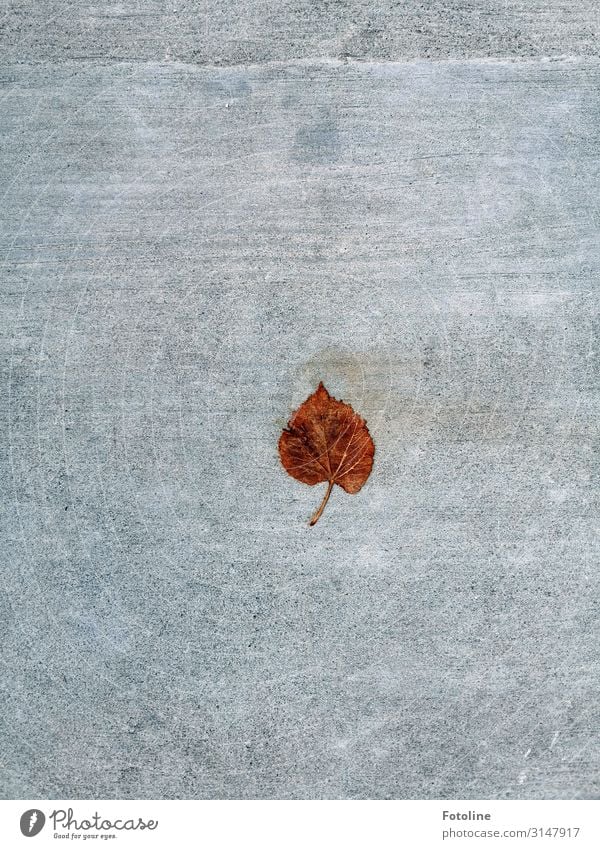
309,480,334,526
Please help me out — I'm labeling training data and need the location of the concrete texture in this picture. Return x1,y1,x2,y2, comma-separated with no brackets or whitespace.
2,1,600,63
0,0,600,65
1,4,599,801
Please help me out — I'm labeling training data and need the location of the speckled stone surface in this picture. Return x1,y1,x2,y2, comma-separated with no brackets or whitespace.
1,4,599,800
2,1,600,63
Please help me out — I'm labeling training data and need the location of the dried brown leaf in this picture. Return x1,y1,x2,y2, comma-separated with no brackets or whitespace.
278,382,375,525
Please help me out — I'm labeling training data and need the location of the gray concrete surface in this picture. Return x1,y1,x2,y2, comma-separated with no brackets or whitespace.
1,1,600,62
1,3,599,801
